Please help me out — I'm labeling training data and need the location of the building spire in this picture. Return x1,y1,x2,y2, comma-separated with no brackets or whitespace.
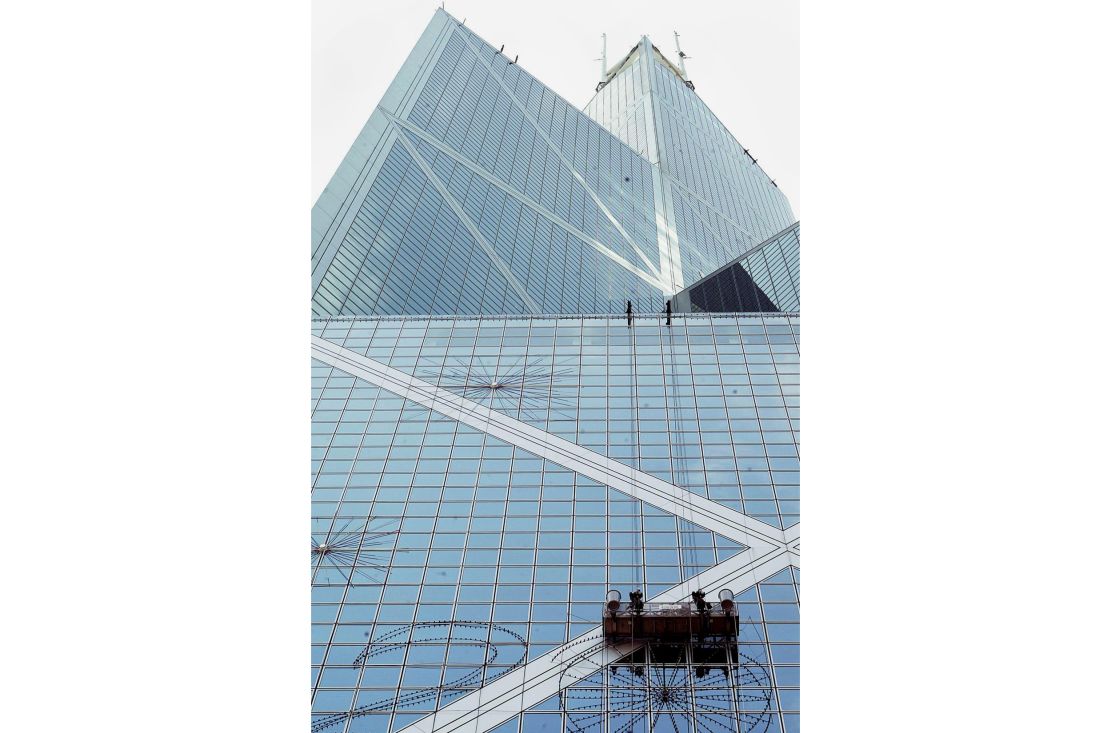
594,34,608,91
600,33,607,82
673,31,690,80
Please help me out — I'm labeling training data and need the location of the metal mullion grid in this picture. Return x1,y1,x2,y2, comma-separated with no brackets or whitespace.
311,359,373,713
314,365,361,590
762,239,796,311
388,348,452,706
490,194,527,299
683,661,704,733
775,566,803,716
660,107,771,250
508,119,533,194
758,579,789,733
498,404,535,717
491,104,521,183
676,85,777,236
334,383,389,581
463,435,508,710
605,321,633,466
727,592,769,733
311,364,346,597
437,166,485,314
683,327,719,575
718,320,756,508
781,236,800,311
756,315,795,527
603,320,642,593
763,236,794,301
661,316,698,576
345,396,405,690
327,259,366,313
646,321,692,576
745,249,778,309
468,29,648,280
358,407,436,724
732,318,778,528
555,323,581,442
338,147,427,314
463,323,498,664
408,59,447,128
460,177,508,314
316,313,762,328
511,212,541,309
455,63,497,162
688,326,727,558
625,316,641,491
395,173,453,316
751,138,783,232
379,179,443,308
487,320,514,420
320,151,402,304
532,127,559,214
682,191,739,287
765,244,795,310
431,44,475,139
443,167,495,314
528,319,555,428
375,416,460,721
764,318,799,528
417,201,462,313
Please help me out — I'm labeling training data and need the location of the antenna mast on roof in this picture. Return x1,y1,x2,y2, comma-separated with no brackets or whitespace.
594,33,608,92
673,32,689,79
673,31,696,90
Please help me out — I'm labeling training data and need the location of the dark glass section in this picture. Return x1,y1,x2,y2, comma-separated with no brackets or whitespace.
674,261,780,314
673,223,799,314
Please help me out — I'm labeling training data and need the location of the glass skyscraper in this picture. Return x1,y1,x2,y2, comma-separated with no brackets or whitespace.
312,10,799,733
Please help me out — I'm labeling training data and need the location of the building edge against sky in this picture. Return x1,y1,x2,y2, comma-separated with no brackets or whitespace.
312,8,800,733
312,9,796,318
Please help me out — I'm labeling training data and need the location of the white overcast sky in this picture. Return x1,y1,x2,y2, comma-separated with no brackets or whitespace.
313,0,799,218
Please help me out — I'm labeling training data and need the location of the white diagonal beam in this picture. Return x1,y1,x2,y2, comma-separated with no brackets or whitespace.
311,336,787,550
638,38,685,294
312,11,456,288
392,130,542,314
453,27,663,281
382,110,666,292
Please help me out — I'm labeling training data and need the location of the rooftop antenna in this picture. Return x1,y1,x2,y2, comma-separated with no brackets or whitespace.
600,34,608,80
674,31,695,89
594,34,608,91
673,31,689,78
